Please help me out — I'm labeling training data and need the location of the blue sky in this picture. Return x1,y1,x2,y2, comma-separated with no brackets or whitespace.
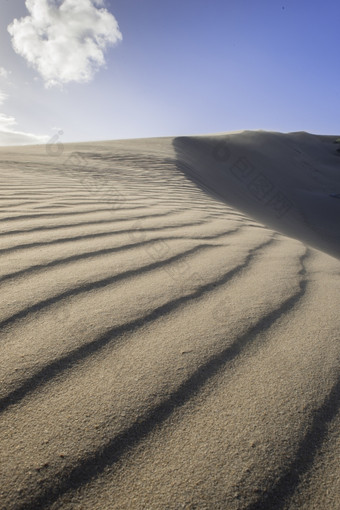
0,0,339,145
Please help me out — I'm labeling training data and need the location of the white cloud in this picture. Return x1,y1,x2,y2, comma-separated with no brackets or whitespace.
0,89,49,146
8,0,122,88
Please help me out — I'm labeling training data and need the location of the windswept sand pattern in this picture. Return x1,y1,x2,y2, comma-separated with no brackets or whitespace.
0,136,339,510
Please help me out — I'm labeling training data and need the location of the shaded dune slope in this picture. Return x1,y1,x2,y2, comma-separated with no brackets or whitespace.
174,131,340,260
0,134,339,510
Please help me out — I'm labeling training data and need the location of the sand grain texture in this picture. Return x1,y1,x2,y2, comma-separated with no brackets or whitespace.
0,132,339,509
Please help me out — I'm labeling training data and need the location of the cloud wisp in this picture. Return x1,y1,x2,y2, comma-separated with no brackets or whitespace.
0,67,10,79
8,0,122,88
0,90,49,146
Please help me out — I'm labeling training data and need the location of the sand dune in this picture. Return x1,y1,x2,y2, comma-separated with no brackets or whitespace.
0,133,339,509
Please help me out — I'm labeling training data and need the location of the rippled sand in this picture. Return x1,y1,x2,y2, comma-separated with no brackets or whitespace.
0,134,339,509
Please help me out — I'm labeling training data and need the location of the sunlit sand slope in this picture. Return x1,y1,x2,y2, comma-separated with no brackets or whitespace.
0,134,339,510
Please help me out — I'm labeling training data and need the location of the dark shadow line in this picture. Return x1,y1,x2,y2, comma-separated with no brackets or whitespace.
0,220,206,256
0,201,37,209
0,242,222,332
18,242,309,510
29,200,146,207
0,205,148,223
0,210,185,237
0,233,270,413
0,229,239,285
31,205,78,210
245,372,340,510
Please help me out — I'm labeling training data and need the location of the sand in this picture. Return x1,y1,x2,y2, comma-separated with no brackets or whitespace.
0,132,339,509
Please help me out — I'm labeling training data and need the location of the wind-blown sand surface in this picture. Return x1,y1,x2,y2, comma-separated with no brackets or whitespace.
0,132,339,509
